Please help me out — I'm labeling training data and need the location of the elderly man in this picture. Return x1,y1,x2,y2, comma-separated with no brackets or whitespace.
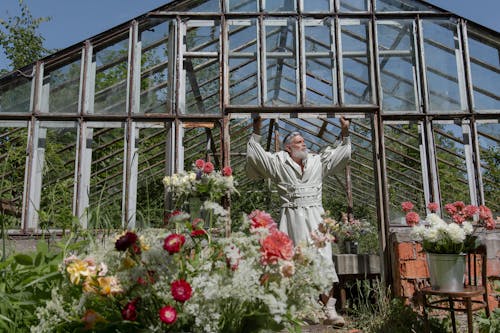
246,116,351,326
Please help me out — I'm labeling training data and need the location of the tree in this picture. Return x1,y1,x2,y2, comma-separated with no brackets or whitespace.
0,0,51,72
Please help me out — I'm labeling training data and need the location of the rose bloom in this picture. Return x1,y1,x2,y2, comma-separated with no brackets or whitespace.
159,305,177,324
115,231,139,251
195,159,205,169
248,209,277,233
427,202,439,213
163,234,186,254
121,299,138,321
191,229,207,237
405,211,420,226
401,201,414,212
222,166,233,176
171,279,192,302
203,161,214,174
260,230,294,265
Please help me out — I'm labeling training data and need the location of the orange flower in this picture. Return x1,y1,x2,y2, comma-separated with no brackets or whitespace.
260,230,294,265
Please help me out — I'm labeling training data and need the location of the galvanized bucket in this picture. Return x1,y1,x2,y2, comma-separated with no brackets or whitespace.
426,253,466,291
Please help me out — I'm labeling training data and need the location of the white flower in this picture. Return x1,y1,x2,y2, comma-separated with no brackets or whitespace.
447,223,466,244
462,221,474,235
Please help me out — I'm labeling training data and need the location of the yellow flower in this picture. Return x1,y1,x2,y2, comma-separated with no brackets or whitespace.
139,236,150,251
122,256,136,268
163,176,171,186
82,277,98,293
66,259,92,285
97,276,122,295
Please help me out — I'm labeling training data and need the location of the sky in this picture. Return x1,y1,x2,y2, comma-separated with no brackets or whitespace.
0,0,499,70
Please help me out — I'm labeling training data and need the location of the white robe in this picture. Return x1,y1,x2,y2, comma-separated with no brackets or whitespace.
246,133,351,282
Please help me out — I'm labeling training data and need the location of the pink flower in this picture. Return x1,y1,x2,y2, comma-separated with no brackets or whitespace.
401,201,414,212
405,212,420,226
191,218,203,228
445,203,457,215
121,299,138,321
479,205,493,220
159,305,177,324
452,214,465,224
248,209,277,233
163,234,186,254
427,202,439,213
485,217,496,230
260,230,294,265
222,166,233,176
203,161,214,174
195,159,205,169
453,201,466,210
171,279,192,302
463,205,479,219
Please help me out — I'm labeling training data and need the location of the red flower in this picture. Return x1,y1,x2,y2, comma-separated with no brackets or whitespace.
115,232,138,251
463,205,479,219
165,210,183,224
405,211,420,226
159,305,177,324
427,202,439,213
171,279,192,302
248,210,277,233
191,229,207,237
163,234,186,254
260,230,294,265
453,201,466,210
452,214,465,224
195,159,205,169
445,203,457,215
401,201,414,212
121,299,138,321
203,161,214,174
222,166,233,176
479,205,492,220
485,217,496,230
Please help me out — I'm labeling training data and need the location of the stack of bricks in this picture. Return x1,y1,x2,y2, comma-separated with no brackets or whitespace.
391,231,500,310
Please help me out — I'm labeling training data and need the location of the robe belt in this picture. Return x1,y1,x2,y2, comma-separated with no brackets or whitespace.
281,196,322,208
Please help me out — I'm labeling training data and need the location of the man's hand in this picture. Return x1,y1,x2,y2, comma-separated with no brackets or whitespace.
340,115,350,138
253,115,262,135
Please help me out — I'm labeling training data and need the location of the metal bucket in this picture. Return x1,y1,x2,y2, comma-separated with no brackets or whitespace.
426,253,466,291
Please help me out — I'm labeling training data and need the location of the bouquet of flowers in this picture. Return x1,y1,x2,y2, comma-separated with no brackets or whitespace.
32,164,333,333
403,201,496,254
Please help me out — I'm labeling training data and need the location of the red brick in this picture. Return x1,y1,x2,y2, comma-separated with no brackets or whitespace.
397,243,416,260
400,259,429,279
400,280,416,298
487,260,500,278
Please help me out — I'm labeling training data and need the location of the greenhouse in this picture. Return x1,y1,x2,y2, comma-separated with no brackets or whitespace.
0,0,498,331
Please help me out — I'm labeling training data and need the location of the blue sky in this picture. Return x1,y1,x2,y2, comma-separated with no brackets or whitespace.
0,0,499,70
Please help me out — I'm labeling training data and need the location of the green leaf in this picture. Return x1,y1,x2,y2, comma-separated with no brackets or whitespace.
36,241,48,255
13,254,33,266
24,271,61,288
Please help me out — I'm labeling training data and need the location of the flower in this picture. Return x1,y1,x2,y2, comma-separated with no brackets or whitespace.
203,161,214,174
260,230,294,265
163,234,186,254
159,305,177,324
280,261,295,278
195,159,205,169
405,201,497,254
248,209,277,233
401,201,414,212
222,166,232,176
115,231,139,251
171,279,192,302
191,229,207,237
121,299,138,321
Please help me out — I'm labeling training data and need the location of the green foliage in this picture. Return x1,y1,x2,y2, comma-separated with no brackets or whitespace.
0,237,87,332
0,0,51,70
476,280,500,333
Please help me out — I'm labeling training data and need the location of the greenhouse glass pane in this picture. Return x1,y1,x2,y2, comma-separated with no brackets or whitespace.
341,20,372,104
304,20,336,105
38,123,77,229
384,123,425,225
265,0,295,12
186,0,220,12
433,123,470,205
422,20,465,112
339,0,369,12
0,75,31,113
186,25,220,52
45,57,81,114
229,20,259,105
183,125,221,172
376,0,437,12
476,122,499,213
88,126,124,229
184,58,220,114
139,19,173,114
0,124,28,229
136,125,170,227
264,19,298,105
94,36,129,114
377,21,418,112
303,0,331,12
227,0,258,12
467,28,500,110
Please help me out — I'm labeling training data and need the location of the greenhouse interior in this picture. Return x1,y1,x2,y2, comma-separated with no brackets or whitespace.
0,0,498,331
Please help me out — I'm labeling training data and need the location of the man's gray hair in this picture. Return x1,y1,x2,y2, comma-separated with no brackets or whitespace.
283,131,302,146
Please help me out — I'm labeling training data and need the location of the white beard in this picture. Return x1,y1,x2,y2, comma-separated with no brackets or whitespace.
291,148,308,161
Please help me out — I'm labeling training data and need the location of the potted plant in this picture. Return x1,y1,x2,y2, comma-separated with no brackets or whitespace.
402,201,496,291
